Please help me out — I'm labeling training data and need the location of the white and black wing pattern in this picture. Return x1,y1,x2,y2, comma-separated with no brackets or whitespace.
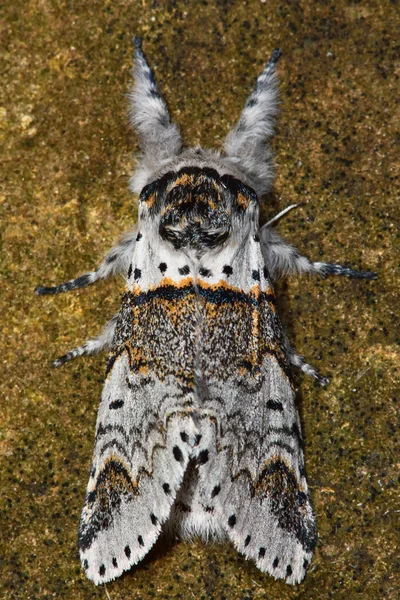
78,216,203,584
190,224,316,584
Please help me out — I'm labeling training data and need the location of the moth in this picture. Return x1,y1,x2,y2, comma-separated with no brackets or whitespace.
36,38,376,585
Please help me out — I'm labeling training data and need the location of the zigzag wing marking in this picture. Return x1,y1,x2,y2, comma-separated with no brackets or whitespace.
194,235,316,584
79,225,201,585
79,350,201,584
196,368,316,584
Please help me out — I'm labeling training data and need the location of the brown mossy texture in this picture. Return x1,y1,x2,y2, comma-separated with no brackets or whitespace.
1,1,398,599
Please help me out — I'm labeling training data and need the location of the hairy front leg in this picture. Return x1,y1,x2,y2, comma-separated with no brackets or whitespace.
35,227,138,295
260,224,377,281
52,313,119,367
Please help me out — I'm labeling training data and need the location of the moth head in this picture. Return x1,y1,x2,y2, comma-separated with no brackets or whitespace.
130,38,281,202
140,167,258,254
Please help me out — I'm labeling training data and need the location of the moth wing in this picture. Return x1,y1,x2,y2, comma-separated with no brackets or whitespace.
198,367,316,584
195,236,316,584
78,350,197,584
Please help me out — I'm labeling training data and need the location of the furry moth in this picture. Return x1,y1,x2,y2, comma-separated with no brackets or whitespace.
36,38,376,586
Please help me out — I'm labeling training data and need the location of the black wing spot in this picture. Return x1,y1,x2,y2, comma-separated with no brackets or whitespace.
211,484,221,498
259,547,266,559
194,434,202,446
136,232,142,241
134,268,142,281
109,399,124,410
151,513,158,526
99,564,106,577
252,269,260,281
254,233,260,242
222,265,233,276
138,535,144,547
198,449,209,464
199,267,212,278
159,262,167,273
263,266,269,279
244,535,251,547
173,446,184,463
163,483,171,495
292,422,301,440
228,515,236,528
286,565,293,577
112,557,118,568
83,559,89,570
303,559,309,570
124,545,131,558
180,432,189,443
128,265,133,279
178,265,190,275
266,400,283,412
273,557,279,568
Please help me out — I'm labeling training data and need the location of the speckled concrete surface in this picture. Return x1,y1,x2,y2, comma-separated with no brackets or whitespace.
1,1,398,599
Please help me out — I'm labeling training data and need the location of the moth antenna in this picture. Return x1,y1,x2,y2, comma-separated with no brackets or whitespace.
224,48,282,197
130,37,182,160
264,203,302,228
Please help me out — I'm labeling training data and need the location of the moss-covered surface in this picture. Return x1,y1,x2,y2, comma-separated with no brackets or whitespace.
1,0,398,598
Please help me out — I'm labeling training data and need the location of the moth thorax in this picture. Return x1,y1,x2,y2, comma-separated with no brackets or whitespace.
159,176,230,251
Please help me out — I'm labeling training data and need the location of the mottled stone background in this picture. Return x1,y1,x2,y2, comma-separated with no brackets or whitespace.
1,0,398,599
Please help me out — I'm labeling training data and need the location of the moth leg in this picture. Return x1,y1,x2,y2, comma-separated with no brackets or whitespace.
260,226,377,281
288,350,330,387
52,313,118,367
35,227,138,295
312,261,377,279
283,330,329,386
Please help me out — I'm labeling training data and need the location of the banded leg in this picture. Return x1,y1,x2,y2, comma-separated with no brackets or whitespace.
282,330,329,387
288,350,330,387
35,227,138,295
260,225,377,281
53,313,118,367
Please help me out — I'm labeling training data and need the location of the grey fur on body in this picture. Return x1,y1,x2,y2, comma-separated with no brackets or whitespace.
35,37,376,587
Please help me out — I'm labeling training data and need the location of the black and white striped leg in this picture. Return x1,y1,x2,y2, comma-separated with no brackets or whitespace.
53,313,118,367
35,272,98,295
312,262,377,280
35,227,138,295
260,226,377,281
289,351,330,387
